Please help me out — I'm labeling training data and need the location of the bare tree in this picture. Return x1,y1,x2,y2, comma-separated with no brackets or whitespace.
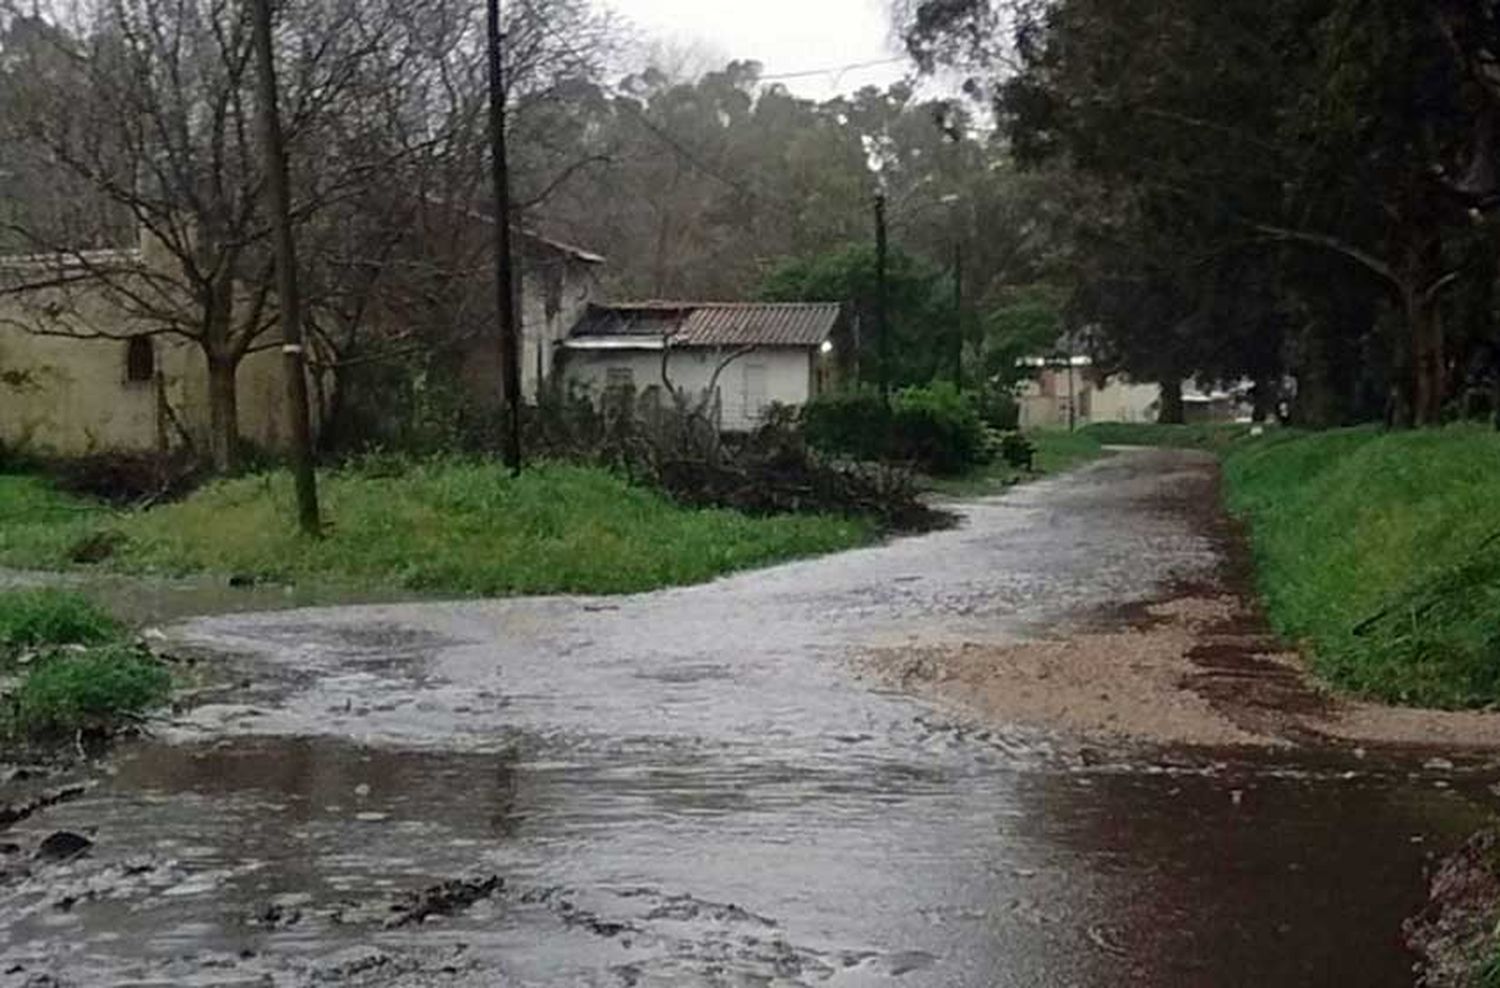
0,0,616,469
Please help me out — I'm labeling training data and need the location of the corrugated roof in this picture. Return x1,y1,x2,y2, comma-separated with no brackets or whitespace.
567,301,841,349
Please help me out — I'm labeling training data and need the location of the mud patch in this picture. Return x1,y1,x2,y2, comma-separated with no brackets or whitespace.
858,596,1273,747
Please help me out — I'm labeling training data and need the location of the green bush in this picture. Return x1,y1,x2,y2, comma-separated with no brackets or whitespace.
889,383,989,475
801,389,892,462
998,431,1036,469
11,644,170,736
975,390,1020,431
803,384,989,475
0,589,121,657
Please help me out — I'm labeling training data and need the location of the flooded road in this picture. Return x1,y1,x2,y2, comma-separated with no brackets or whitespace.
3,449,1495,986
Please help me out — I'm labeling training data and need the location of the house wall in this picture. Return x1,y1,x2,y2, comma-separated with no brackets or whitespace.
0,288,294,457
458,258,601,404
561,346,823,431
0,240,597,458
1016,369,1159,428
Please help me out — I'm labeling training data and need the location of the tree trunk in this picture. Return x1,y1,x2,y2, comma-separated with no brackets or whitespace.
1406,287,1446,427
206,352,239,472
1251,376,1277,423
1158,377,1185,424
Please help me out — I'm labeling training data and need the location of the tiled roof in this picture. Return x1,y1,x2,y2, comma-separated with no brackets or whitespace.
568,301,842,348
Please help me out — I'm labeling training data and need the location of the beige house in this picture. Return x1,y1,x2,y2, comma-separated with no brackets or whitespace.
558,302,846,431
0,229,602,458
1015,355,1246,428
1015,356,1160,429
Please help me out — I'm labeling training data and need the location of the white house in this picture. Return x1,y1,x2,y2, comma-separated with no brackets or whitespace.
558,301,847,431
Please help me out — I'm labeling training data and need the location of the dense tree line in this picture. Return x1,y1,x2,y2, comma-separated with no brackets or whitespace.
900,0,1500,426
537,62,1069,390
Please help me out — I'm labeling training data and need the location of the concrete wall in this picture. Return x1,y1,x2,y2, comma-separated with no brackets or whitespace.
0,287,295,457
561,345,825,431
1016,369,1159,429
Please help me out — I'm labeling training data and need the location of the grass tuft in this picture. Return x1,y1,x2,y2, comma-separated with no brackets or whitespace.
0,588,121,658
9,644,170,736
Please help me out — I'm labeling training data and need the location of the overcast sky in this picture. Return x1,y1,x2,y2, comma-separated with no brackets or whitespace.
604,0,913,100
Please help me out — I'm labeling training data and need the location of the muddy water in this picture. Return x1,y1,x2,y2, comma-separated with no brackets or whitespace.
2,450,1495,986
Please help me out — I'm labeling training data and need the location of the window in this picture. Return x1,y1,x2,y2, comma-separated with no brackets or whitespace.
125,336,155,383
603,365,634,413
605,366,634,392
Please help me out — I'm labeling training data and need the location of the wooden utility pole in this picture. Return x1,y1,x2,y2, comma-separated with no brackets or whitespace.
874,191,890,401
250,0,320,536
487,0,522,473
952,239,964,389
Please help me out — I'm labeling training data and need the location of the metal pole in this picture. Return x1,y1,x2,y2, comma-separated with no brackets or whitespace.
487,0,522,473
251,0,320,536
875,191,889,401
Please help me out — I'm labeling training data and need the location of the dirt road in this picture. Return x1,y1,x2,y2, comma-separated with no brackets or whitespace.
2,449,1496,986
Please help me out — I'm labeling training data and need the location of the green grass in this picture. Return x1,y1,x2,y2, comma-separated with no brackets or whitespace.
925,429,1105,497
9,642,170,736
0,588,170,739
1222,424,1500,708
0,588,121,658
1082,421,1262,451
0,474,109,563
0,460,873,596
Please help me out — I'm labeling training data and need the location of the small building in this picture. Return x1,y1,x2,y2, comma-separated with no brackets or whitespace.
558,301,847,431
1015,356,1160,429
1014,355,1246,428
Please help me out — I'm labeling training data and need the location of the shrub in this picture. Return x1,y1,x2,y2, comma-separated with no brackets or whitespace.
801,389,892,462
975,390,1020,431
998,431,1036,470
0,589,121,656
803,383,990,476
10,644,170,736
889,383,990,475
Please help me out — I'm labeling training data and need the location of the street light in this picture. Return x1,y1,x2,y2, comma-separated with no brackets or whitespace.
861,135,892,401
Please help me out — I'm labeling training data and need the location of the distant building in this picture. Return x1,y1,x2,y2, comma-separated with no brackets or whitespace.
0,225,602,457
1014,355,1243,428
558,301,848,431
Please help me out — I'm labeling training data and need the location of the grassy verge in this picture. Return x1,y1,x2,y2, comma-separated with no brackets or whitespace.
0,460,873,596
0,589,169,739
924,429,1105,497
1222,424,1500,708
1081,421,1261,451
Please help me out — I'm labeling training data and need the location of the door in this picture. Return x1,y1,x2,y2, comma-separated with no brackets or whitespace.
741,363,768,426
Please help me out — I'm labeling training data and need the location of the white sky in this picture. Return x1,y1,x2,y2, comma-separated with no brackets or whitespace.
604,0,913,100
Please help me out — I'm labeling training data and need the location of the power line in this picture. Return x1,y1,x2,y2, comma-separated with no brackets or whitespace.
758,56,908,83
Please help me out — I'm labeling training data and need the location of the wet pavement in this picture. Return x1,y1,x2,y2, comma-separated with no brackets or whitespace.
3,449,1497,986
